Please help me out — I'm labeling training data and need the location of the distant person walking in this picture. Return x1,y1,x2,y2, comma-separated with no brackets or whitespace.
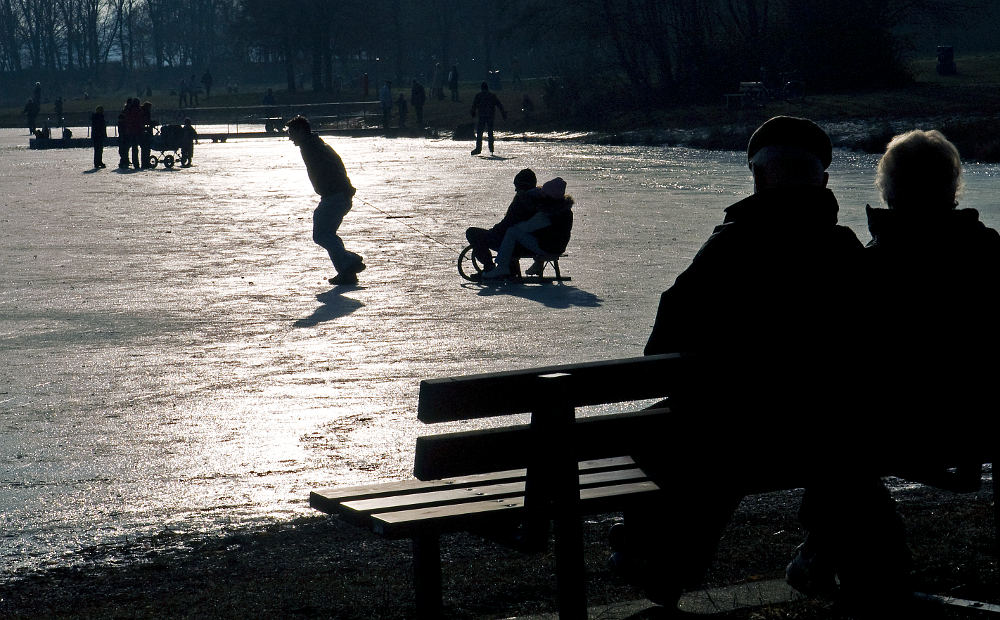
122,98,144,170
22,98,39,135
470,82,506,155
181,118,198,167
139,101,154,169
396,94,408,128
178,78,188,108
411,80,426,127
448,65,459,101
91,106,107,169
432,63,444,100
362,72,369,99
201,70,213,99
285,115,366,285
189,75,200,106
379,81,393,128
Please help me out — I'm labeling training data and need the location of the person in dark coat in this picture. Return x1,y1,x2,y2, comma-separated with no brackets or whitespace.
465,168,539,272
23,98,39,135
396,93,407,128
410,80,426,127
469,82,505,156
790,129,1000,615
91,106,107,168
619,116,871,613
448,65,459,101
139,101,154,169
481,177,573,279
180,117,198,167
286,115,365,285
121,98,144,170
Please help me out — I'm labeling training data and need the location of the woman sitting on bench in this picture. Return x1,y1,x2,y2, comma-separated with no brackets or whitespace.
482,177,574,279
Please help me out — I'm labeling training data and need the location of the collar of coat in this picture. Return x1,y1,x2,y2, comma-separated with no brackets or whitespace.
723,186,840,228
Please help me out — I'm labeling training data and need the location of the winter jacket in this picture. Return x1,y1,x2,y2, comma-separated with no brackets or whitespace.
297,132,356,198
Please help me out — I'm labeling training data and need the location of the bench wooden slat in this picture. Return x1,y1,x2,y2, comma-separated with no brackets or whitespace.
371,480,661,537
342,467,649,516
414,408,669,479
417,353,685,422
310,456,638,514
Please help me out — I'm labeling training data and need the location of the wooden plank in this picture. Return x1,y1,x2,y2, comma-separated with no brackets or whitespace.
413,408,669,479
417,353,686,422
310,456,638,514
371,480,660,538
341,467,649,517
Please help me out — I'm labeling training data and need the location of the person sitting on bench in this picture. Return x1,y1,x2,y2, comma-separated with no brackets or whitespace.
482,177,573,279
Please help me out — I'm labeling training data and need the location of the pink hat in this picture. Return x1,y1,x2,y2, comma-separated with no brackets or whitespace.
541,177,566,199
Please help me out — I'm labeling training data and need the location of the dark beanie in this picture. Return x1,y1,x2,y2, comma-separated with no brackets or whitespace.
747,116,832,169
514,168,537,190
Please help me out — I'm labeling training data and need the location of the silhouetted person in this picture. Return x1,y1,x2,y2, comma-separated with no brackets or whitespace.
23,98,39,135
53,97,63,123
410,80,426,127
91,106,107,169
261,88,276,105
448,65,459,101
396,94,407,128
620,116,866,613
33,82,41,105
362,72,369,99
379,81,392,129
789,129,1000,617
189,75,199,106
285,115,365,285
432,63,444,100
465,168,539,271
117,107,128,168
201,70,213,99
470,82,505,155
482,177,574,279
178,77,188,108
122,98,144,170
181,118,197,167
139,101,154,169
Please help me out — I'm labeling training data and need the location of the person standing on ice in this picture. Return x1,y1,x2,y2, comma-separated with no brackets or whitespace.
285,115,366,286
470,81,505,156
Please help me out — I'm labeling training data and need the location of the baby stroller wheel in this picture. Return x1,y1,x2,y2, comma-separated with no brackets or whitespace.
458,245,488,281
163,154,175,169
146,155,158,169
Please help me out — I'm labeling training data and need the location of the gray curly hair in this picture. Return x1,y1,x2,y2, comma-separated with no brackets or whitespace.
875,129,963,210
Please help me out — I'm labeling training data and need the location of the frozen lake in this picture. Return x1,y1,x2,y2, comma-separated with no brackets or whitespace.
2,126,999,578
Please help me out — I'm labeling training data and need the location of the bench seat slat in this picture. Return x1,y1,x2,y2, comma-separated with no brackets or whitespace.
342,466,650,515
371,480,661,537
310,456,638,514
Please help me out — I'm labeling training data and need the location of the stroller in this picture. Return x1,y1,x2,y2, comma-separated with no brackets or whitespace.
146,124,188,169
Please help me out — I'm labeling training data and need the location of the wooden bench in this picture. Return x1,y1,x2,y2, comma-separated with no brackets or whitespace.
309,353,995,619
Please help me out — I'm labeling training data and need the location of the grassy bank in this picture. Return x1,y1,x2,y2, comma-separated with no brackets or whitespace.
4,53,1000,160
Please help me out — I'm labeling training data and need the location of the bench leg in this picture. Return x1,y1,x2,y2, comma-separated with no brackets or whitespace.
413,533,442,619
552,260,562,280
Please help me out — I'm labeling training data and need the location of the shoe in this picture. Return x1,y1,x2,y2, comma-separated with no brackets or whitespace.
470,148,481,155
785,543,838,598
525,261,545,276
328,272,359,286
481,266,511,279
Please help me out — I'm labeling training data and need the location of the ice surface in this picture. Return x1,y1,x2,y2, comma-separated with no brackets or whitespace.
2,127,998,575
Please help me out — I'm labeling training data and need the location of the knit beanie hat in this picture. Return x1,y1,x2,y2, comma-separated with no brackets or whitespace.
514,168,537,190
